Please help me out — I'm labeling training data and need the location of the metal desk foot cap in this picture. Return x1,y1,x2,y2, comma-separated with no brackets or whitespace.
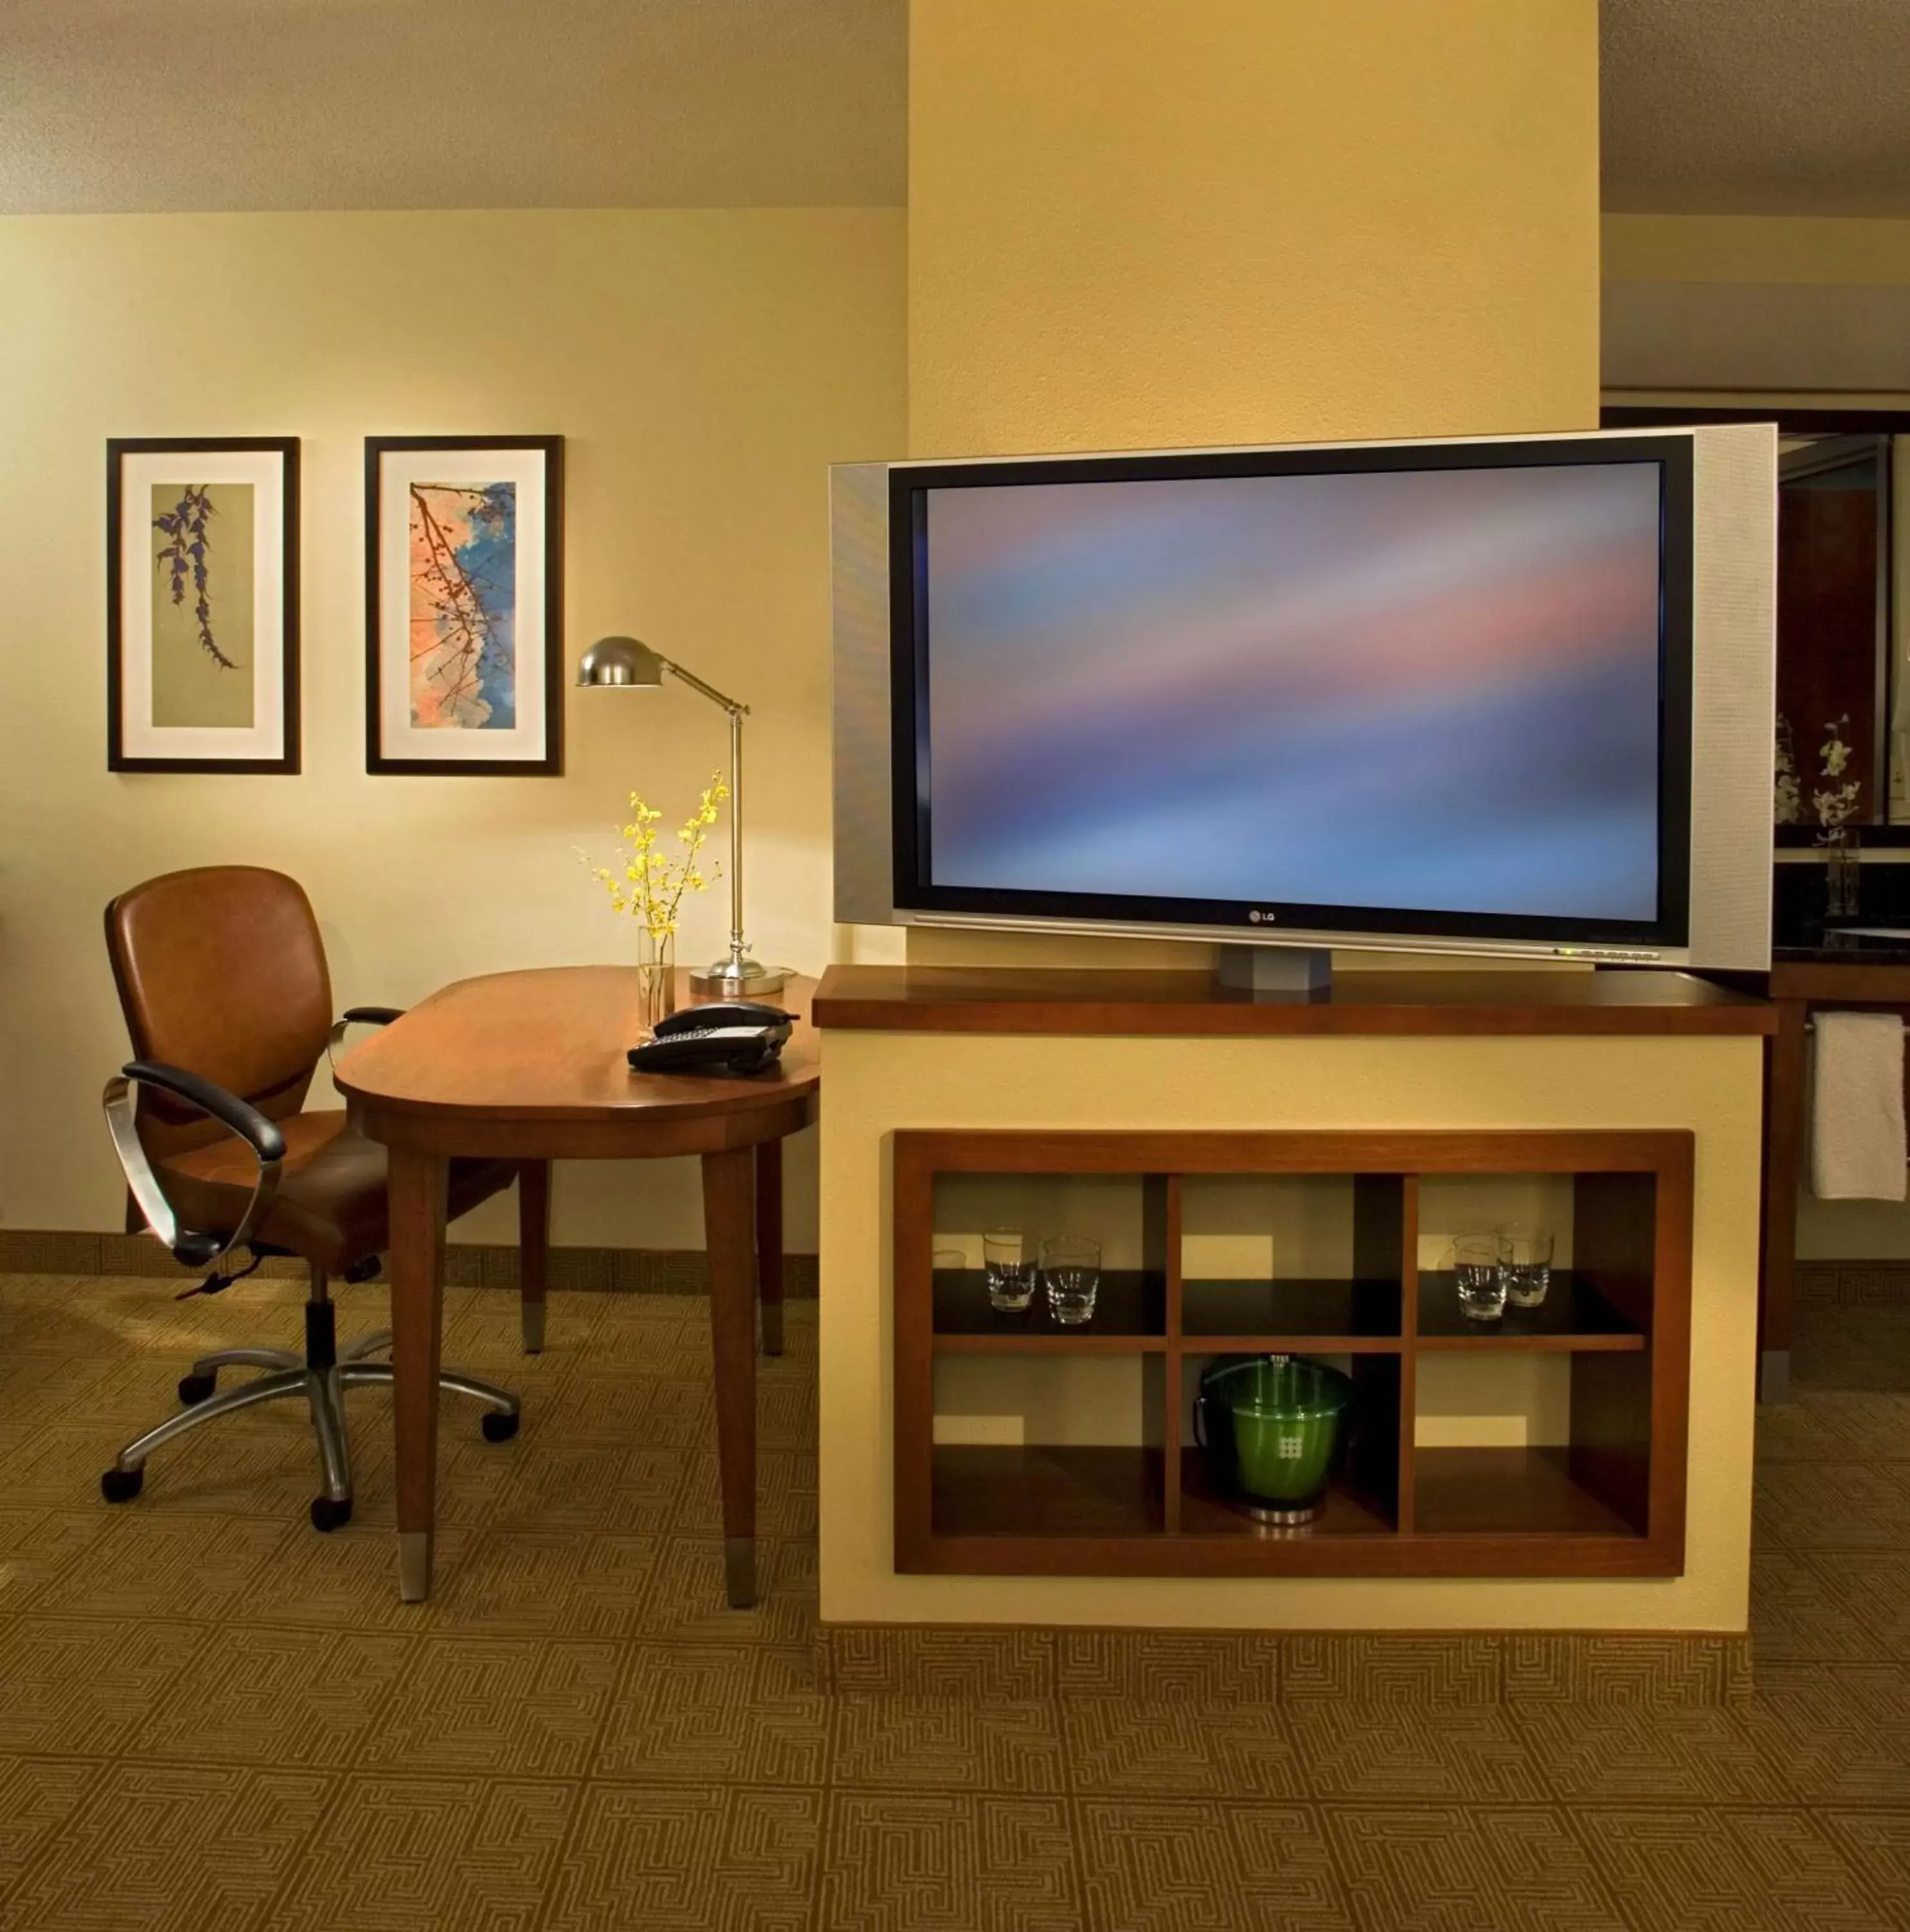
724,1537,757,1609
399,1531,433,1602
522,1302,546,1355
761,1304,783,1357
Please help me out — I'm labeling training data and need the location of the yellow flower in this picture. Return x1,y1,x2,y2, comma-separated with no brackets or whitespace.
580,773,730,931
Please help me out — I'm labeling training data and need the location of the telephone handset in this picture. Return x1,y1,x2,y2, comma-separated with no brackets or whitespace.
627,1001,794,1076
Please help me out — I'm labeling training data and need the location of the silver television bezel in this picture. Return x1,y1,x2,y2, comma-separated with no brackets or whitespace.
831,424,1775,972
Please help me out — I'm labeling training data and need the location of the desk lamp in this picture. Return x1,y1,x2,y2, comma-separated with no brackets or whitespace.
576,635,788,997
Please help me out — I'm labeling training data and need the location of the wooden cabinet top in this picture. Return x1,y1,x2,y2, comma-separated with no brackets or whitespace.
812,965,1775,1038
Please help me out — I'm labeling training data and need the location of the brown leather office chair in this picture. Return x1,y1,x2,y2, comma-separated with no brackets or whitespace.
99,865,522,1530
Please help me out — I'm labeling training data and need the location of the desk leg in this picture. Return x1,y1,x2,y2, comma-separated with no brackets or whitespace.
390,1146,448,1602
703,1144,757,1607
755,1139,784,1358
518,1160,551,1354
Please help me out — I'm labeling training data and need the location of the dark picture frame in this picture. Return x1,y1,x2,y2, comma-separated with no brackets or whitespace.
106,437,301,774
364,434,565,777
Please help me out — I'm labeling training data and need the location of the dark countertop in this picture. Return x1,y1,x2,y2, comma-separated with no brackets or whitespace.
813,964,1775,1036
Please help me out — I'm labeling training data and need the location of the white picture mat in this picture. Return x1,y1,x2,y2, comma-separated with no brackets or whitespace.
376,445,549,762
117,448,287,762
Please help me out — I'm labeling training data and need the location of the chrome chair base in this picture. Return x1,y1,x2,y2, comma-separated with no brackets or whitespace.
102,1321,518,1532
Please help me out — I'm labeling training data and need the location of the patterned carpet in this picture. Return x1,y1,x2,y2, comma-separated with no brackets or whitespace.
0,1269,1905,1931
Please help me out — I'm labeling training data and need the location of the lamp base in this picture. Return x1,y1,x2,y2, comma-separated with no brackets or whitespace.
690,958,790,999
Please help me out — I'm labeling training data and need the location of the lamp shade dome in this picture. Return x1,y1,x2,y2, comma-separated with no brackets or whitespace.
576,636,665,688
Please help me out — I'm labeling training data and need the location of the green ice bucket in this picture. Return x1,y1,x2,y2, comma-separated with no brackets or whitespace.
1196,1355,1356,1519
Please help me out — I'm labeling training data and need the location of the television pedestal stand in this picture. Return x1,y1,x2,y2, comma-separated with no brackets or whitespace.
1215,943,1333,995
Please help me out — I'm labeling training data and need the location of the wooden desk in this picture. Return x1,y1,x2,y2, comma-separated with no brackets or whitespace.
336,966,819,1605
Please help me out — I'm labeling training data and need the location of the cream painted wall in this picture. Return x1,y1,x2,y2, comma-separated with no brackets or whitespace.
820,1032,1763,1630
0,209,905,1249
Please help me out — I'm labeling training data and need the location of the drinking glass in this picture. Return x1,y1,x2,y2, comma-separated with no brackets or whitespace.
1041,1235,1102,1326
932,1247,967,1281
982,1229,1036,1312
1496,1222,1555,1309
1452,1232,1505,1321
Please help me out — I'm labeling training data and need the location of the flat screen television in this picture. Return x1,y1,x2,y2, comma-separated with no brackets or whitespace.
832,427,1775,972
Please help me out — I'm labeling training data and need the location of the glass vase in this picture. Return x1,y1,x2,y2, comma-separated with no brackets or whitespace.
635,928,678,1040
1824,828,1862,921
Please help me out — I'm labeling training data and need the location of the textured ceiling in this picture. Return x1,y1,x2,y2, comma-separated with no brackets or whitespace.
5,1,1905,220
1602,0,1910,216
0,0,909,213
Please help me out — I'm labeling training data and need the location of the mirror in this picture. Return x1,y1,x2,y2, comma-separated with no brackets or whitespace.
1605,406,1910,844
1775,433,1902,832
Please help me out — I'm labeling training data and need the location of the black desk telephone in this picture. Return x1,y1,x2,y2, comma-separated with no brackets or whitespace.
626,1001,793,1076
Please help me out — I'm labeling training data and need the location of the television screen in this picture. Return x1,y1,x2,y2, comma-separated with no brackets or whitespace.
908,457,1672,934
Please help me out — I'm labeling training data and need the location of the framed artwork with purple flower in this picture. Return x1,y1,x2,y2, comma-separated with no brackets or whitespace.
364,435,565,776
106,437,300,773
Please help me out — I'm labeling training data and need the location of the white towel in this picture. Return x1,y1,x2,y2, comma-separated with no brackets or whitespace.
1810,1012,1908,1201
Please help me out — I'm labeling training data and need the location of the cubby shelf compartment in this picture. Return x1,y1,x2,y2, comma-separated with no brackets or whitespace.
1178,1448,1395,1538
894,1130,1692,1580
1181,1276,1401,1352
932,1267,1166,1351
1415,1272,1646,1351
1412,1447,1645,1539
932,1445,1165,1539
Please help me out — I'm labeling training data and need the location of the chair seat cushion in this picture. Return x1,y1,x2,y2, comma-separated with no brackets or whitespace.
156,1110,516,1275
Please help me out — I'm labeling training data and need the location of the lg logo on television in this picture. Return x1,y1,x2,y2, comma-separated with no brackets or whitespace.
1247,910,1276,924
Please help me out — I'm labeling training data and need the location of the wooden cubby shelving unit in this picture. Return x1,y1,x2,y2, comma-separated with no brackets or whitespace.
894,1130,1693,1579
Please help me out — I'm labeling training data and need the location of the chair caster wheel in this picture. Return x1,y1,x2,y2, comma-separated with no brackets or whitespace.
309,1495,353,1533
178,1372,217,1405
481,1411,520,1444
100,1466,144,1504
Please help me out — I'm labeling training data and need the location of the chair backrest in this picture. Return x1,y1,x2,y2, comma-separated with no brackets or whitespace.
104,866,332,1159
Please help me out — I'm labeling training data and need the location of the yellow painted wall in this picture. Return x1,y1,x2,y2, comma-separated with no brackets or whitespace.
812,1,1762,1636
0,209,905,1249
819,1032,1763,1629
1603,214,1910,287
897,0,1600,974
1601,214,1910,410
909,0,1602,459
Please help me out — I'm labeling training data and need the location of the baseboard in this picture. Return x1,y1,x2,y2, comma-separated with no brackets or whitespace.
815,1624,1752,1705
0,1228,819,1298
1796,1259,1910,1307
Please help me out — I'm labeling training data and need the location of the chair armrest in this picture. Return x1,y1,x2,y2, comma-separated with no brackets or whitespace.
102,1063,284,1267
122,1061,286,1162
328,1004,405,1069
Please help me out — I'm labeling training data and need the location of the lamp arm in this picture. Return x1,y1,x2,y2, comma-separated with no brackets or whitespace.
661,657,749,717
657,656,750,970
